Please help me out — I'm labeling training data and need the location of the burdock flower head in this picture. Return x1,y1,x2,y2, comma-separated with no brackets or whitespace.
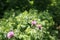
7,31,14,39
31,20,36,25
36,24,42,29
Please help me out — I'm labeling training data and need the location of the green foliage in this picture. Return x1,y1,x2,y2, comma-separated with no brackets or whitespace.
33,0,52,11
0,9,58,40
0,0,59,40
48,0,60,25
0,0,54,18
0,0,31,18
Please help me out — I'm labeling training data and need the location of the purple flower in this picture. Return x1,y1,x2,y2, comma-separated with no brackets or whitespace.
36,24,42,29
31,20,36,25
7,31,14,39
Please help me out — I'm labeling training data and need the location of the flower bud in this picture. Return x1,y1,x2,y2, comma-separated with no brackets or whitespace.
31,20,36,25
7,31,14,39
36,24,42,29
